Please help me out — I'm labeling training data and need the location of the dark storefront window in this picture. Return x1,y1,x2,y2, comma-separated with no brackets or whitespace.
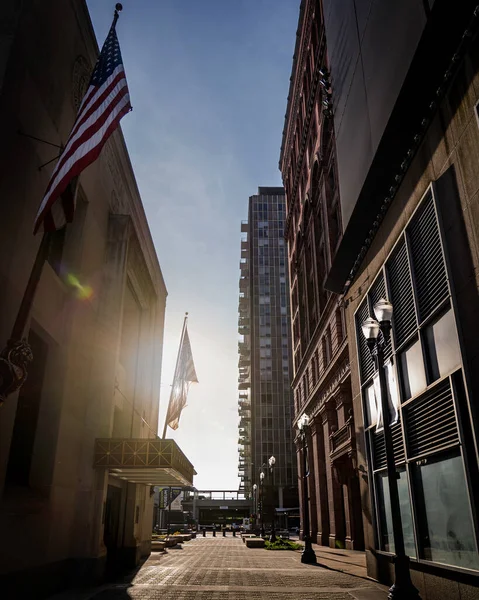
414,452,478,569
355,188,478,571
376,469,415,558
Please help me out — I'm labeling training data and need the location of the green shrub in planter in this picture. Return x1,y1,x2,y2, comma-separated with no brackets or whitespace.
265,539,302,551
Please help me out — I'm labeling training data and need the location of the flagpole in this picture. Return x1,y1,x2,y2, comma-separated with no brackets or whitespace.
162,312,188,439
113,3,123,28
11,233,51,341
0,232,53,406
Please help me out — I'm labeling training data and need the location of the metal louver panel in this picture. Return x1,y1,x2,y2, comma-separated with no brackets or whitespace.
391,421,405,463
372,432,386,470
356,299,375,383
369,274,392,361
372,421,405,470
405,379,458,459
387,239,416,348
408,194,448,322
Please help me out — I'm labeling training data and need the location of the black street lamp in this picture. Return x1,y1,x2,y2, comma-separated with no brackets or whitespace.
260,470,265,538
297,413,317,565
268,455,276,543
252,483,257,526
362,298,421,600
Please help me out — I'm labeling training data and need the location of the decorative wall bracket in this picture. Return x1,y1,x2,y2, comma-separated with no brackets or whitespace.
0,338,33,406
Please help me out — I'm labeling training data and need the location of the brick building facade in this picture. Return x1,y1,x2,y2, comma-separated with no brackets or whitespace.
279,0,364,550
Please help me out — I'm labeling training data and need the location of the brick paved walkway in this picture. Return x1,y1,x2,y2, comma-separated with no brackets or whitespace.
50,537,388,600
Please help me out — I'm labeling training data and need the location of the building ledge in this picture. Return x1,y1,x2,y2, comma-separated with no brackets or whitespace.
94,438,195,486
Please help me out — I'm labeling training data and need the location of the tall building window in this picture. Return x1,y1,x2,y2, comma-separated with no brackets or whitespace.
354,189,478,571
47,227,67,275
47,186,88,276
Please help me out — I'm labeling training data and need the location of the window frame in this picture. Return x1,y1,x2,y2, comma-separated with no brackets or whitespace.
353,185,479,572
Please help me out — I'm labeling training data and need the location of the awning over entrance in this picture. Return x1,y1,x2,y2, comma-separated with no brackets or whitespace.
94,438,195,486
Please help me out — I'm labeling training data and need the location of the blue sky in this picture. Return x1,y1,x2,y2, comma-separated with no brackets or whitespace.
86,0,299,489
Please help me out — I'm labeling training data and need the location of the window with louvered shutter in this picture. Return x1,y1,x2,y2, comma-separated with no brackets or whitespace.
355,188,476,569
408,193,449,323
387,239,417,348
372,421,405,470
356,299,375,383
404,378,459,459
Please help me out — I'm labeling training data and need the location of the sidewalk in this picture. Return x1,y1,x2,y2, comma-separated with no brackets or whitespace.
310,543,370,580
47,536,388,600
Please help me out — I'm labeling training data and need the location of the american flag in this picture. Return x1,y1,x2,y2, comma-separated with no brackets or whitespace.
33,19,131,233
165,325,198,431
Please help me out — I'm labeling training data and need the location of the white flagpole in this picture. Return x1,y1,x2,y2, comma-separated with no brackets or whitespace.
162,312,188,439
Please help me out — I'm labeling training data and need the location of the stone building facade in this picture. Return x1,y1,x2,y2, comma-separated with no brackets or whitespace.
0,1,193,596
279,0,364,550
323,0,479,596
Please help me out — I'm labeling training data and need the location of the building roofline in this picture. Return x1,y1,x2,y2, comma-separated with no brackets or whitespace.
279,0,307,171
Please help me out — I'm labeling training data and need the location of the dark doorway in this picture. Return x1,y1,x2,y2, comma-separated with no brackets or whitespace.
104,485,122,568
6,329,48,486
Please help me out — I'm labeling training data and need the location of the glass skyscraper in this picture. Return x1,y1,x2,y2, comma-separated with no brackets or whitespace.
238,187,298,509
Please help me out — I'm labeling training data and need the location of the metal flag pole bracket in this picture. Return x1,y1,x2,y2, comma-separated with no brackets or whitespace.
38,152,63,172
17,130,64,171
17,130,63,149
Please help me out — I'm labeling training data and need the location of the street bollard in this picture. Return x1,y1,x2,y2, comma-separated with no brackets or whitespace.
223,529,226,537
202,528,206,537
233,530,236,537
213,529,216,537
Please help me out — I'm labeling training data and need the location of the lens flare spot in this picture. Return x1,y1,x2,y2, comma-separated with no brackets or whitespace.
66,273,94,300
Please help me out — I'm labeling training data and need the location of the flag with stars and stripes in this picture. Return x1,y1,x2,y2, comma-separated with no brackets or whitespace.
165,325,198,431
33,19,131,233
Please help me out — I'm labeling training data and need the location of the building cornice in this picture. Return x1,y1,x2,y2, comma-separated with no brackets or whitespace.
279,0,308,169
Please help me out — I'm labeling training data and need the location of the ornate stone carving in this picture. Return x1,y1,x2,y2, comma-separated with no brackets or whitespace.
319,398,336,425
0,339,33,405
308,359,350,420
102,142,126,208
110,190,126,214
72,55,91,112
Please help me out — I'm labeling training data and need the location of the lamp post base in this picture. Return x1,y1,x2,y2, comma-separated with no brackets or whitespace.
269,523,276,543
301,539,317,564
388,555,421,599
